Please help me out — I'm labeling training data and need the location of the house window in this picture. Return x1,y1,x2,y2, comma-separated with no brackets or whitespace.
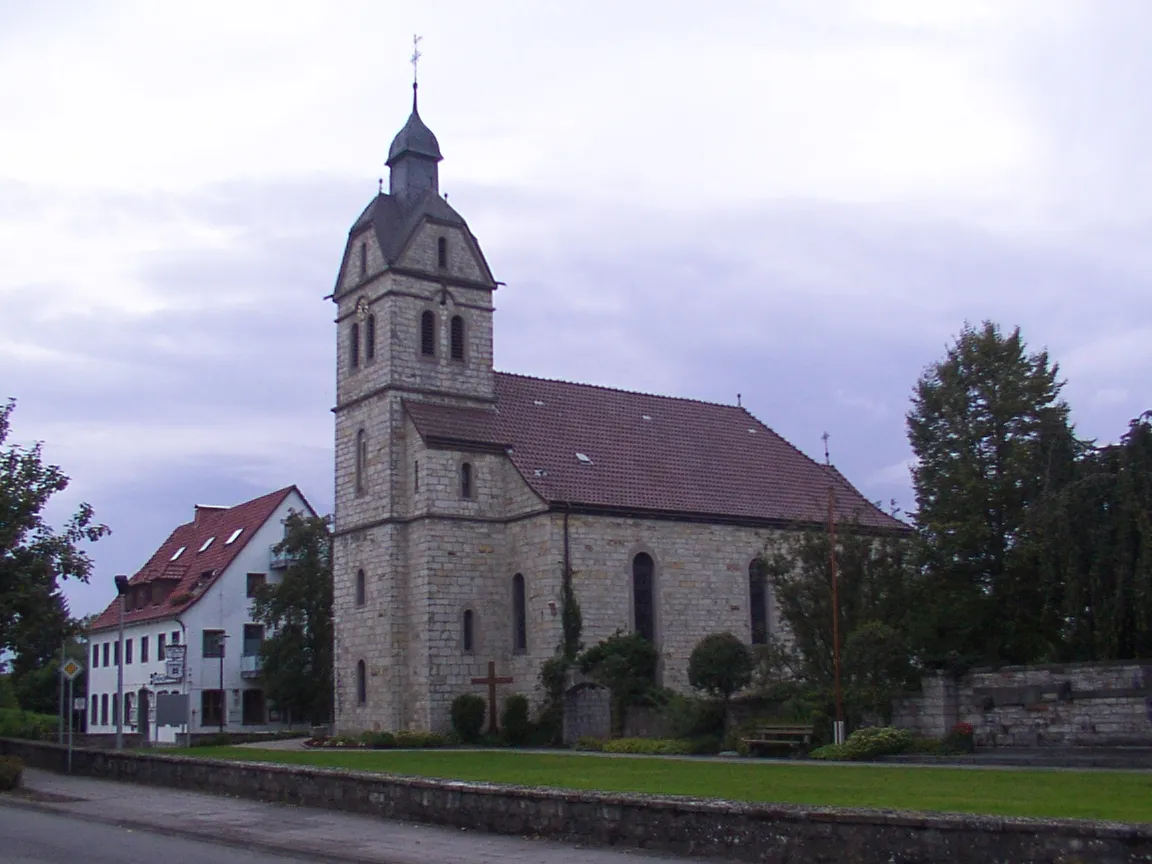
243,624,264,656
242,689,266,725
171,630,180,645
124,692,134,727
92,644,99,668
356,660,367,705
157,632,166,659
111,694,119,728
113,640,120,666
350,322,360,369
437,236,447,268
141,636,149,664
632,552,655,643
366,314,376,361
201,690,224,727
450,315,464,360
420,310,436,356
246,573,266,598
355,569,366,606
202,629,225,658
463,609,475,653
102,643,109,667
750,560,769,645
125,639,133,665
355,429,367,494
100,693,108,726
359,241,367,277
512,573,527,653
91,694,98,726
461,462,473,499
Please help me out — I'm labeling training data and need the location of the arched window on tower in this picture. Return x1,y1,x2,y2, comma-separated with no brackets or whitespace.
460,462,473,499
355,429,367,494
437,236,447,268
365,314,376,361
512,573,527,653
749,559,769,645
450,315,465,361
421,310,436,356
632,553,655,643
356,660,367,705
359,241,367,277
350,322,360,369
463,609,474,652
355,568,366,607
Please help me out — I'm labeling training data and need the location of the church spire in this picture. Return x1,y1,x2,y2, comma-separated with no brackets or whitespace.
386,35,441,202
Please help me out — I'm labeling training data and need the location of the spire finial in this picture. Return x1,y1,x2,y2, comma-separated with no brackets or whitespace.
410,34,423,112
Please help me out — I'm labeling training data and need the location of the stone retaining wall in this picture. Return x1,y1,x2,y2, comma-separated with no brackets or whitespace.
3,739,1151,863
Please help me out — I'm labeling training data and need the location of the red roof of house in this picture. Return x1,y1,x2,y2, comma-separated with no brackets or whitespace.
89,486,303,633
406,373,906,531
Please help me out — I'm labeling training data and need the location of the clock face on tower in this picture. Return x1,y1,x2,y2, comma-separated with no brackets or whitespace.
355,297,369,320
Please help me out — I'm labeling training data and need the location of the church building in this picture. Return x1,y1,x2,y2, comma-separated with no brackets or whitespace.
330,82,904,734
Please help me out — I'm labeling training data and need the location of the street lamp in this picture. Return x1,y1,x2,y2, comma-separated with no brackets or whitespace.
113,574,130,751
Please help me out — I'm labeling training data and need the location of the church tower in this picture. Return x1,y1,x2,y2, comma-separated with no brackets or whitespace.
331,79,499,732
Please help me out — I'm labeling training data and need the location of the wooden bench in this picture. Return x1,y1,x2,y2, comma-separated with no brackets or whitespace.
741,723,815,754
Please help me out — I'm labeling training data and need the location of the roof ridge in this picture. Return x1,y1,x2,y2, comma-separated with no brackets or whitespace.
495,371,747,412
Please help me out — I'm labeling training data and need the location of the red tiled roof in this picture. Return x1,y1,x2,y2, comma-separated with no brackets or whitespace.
406,374,906,531
89,487,302,633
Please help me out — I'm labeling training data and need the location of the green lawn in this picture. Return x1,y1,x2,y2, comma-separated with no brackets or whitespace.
175,747,1152,823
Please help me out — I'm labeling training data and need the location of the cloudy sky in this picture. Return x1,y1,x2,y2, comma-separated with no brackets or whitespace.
2,0,1149,619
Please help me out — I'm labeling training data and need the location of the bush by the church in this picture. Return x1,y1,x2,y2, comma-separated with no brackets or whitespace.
362,731,396,749
501,694,532,746
0,755,23,790
392,729,447,748
601,737,693,755
688,633,753,703
661,693,726,739
450,693,486,743
810,725,913,761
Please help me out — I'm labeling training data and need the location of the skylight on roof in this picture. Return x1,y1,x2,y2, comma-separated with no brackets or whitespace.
225,528,243,545
641,414,652,421
533,399,546,407
198,537,215,553
170,546,186,561
748,428,757,434
576,452,593,465
534,468,548,477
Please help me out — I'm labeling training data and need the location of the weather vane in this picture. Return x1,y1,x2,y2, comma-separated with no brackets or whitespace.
822,431,831,466
411,34,423,84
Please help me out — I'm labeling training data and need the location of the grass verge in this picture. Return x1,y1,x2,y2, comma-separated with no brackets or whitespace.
170,747,1152,823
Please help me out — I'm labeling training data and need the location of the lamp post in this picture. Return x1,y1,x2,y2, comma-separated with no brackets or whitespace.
113,574,130,751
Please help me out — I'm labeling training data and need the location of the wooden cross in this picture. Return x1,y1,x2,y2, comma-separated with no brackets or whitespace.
471,660,513,733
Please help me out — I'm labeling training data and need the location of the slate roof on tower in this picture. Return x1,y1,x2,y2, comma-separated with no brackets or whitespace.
404,375,907,531
88,486,305,633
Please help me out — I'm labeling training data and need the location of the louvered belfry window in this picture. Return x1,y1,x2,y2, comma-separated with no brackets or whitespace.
421,310,436,356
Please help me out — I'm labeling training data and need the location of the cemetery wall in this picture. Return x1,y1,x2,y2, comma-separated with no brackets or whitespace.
4,739,1150,864
894,662,1152,747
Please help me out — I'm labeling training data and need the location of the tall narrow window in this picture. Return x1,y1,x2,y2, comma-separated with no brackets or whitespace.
437,236,447,268
100,693,109,726
102,643,109,667
355,569,366,606
359,241,367,277
356,660,367,705
113,640,120,666
632,553,655,643
463,609,474,652
355,429,367,494
141,635,149,664
366,314,376,361
158,632,166,659
413,460,420,492
350,322,360,368
450,315,464,360
420,310,436,356
750,560,769,645
125,638,133,664
92,644,99,668
91,694,98,725
512,573,527,653
460,462,473,499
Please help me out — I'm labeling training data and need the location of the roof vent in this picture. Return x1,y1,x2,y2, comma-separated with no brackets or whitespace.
225,528,243,545
748,428,757,434
641,414,652,421
170,546,186,561
198,537,215,553
575,452,593,465
534,468,548,477
533,399,546,407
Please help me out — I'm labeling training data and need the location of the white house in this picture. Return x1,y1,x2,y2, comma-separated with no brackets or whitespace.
86,486,317,742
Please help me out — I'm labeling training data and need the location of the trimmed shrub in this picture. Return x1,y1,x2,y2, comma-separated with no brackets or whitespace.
0,708,57,741
393,730,447,748
0,755,23,790
501,694,532,746
688,633,753,702
662,693,726,739
192,732,233,747
811,726,914,761
601,737,692,755
362,731,396,749
574,736,605,751
450,693,486,743
685,734,724,755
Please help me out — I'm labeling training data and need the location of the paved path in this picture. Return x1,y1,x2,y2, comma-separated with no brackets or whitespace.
1,769,689,864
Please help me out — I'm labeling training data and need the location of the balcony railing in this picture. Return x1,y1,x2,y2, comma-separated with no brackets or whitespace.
269,544,296,570
241,654,263,677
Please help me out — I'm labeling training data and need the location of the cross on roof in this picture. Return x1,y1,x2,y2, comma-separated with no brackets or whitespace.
410,34,423,83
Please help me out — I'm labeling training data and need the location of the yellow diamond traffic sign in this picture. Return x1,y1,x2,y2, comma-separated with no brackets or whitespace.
61,659,83,680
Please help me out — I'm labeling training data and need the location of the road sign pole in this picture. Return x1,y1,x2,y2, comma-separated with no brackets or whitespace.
67,676,74,774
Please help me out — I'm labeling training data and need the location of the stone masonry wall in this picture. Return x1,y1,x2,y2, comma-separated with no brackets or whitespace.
6,740,1150,864
894,662,1152,747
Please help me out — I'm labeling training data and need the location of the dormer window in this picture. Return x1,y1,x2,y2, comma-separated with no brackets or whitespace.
437,236,447,268
420,310,436,356
450,315,464,361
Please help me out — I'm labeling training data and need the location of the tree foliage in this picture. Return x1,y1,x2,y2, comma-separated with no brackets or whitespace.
0,398,108,684
687,632,752,703
252,511,333,725
907,322,1079,666
578,630,658,735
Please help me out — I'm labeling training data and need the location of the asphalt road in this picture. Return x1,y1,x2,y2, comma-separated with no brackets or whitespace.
0,805,319,864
